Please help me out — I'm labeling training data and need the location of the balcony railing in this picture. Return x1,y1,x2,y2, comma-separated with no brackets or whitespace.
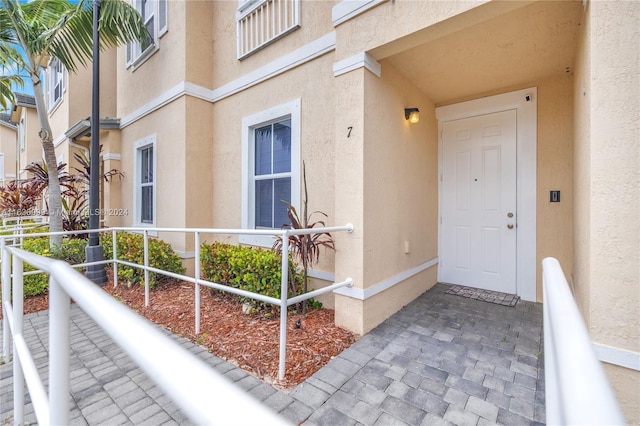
542,257,625,424
237,0,300,59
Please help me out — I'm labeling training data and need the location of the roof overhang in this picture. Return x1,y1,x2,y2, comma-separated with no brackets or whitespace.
65,117,121,140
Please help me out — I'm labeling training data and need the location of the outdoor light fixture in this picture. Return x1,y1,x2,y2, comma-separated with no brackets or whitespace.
404,108,420,124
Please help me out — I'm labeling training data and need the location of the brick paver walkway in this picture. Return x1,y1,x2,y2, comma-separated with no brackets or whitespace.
1,283,545,425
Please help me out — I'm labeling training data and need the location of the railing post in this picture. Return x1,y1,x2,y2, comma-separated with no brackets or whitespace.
2,238,11,362
278,233,289,381
143,230,149,307
49,271,70,425
195,232,201,335
112,229,118,288
12,253,24,426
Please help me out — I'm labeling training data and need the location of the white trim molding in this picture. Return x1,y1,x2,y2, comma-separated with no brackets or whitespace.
120,32,335,129
212,32,335,102
334,257,439,300
333,52,381,78
102,153,122,161
121,82,213,128
307,269,335,282
593,343,640,372
174,250,196,260
332,0,387,27
240,99,301,248
436,87,538,302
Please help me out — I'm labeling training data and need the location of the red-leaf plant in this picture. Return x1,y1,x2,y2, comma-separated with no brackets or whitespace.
273,162,335,314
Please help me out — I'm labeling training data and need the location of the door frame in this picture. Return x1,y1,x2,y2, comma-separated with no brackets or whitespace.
436,87,537,302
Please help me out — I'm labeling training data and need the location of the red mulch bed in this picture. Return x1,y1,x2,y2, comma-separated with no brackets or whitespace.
0,277,357,389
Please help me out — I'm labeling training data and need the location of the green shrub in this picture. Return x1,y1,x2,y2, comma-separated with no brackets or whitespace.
101,232,185,288
17,237,88,297
200,242,303,306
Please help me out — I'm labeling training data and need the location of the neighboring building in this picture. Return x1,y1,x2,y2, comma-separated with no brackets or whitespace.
0,113,17,184
9,93,40,182
11,0,639,421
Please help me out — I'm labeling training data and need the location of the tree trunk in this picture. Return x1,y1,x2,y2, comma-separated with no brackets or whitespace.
30,72,63,248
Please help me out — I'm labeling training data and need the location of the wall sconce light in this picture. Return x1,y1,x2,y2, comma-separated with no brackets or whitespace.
404,108,420,124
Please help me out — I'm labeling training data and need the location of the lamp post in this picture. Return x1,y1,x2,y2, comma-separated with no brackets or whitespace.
85,0,107,286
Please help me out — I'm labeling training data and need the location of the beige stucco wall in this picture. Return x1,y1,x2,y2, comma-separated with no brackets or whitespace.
117,1,187,118
19,108,41,180
0,124,17,181
211,0,335,87
119,98,188,250
334,60,439,334
580,1,639,422
211,51,337,270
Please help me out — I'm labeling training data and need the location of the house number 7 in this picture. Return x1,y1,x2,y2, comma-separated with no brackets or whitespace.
347,127,353,138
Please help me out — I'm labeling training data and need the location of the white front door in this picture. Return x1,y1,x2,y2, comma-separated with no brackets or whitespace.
440,109,517,294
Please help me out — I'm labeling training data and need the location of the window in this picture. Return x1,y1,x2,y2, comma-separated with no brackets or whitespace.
46,59,65,111
236,0,300,59
126,0,168,68
241,99,300,246
134,136,156,225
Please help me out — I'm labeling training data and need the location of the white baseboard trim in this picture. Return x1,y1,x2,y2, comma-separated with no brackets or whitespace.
174,250,195,260
307,269,335,282
593,343,640,372
334,257,439,301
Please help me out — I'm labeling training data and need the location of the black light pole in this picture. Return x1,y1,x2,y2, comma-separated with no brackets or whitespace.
86,0,107,286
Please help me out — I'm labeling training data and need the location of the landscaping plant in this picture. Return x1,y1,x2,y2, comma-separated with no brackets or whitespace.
200,241,303,309
272,162,335,314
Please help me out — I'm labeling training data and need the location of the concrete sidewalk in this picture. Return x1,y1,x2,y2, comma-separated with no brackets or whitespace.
1,283,544,425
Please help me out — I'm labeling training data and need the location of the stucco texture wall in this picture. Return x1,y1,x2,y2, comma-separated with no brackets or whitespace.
119,98,188,251
572,1,639,423
334,60,439,334
210,52,337,274
588,1,639,422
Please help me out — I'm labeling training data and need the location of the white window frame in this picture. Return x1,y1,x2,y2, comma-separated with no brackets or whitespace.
134,135,157,228
241,99,300,247
126,0,168,69
46,58,65,113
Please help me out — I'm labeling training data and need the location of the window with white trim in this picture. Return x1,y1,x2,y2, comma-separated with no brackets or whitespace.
46,58,65,112
236,0,300,59
134,136,156,225
241,99,300,247
126,0,168,68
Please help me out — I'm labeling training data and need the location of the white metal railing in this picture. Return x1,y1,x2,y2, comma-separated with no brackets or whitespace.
1,224,353,423
542,257,625,425
1,245,288,425
236,0,300,59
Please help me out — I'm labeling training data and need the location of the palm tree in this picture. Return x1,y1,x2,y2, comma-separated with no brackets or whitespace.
0,0,148,247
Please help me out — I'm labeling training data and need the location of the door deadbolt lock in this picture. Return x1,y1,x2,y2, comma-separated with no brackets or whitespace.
507,212,514,218
507,224,514,229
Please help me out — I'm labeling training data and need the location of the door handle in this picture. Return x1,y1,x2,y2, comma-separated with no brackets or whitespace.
507,224,514,229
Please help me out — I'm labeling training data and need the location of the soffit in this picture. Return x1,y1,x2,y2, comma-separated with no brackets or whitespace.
383,1,583,105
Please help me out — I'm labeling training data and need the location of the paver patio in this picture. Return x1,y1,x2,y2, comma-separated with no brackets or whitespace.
0,283,545,425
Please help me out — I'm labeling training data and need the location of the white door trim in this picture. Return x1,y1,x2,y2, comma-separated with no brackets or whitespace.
436,87,537,302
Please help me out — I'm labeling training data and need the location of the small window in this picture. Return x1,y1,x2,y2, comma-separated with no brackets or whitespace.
236,0,300,59
241,99,300,247
135,136,156,225
126,0,168,68
46,59,65,112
